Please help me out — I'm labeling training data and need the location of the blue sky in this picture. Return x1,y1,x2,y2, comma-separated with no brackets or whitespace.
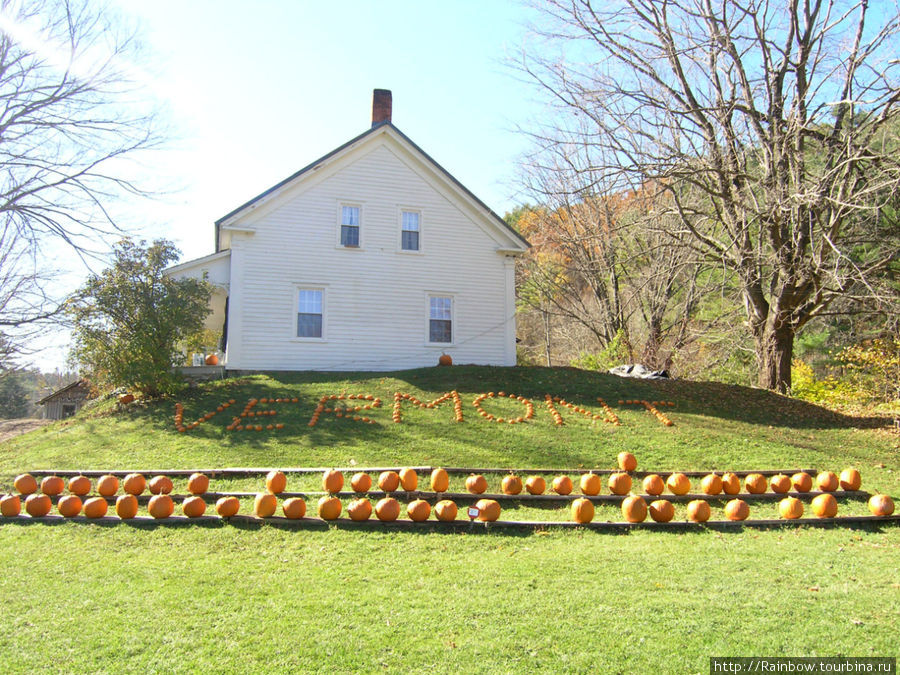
29,0,545,370
121,0,543,261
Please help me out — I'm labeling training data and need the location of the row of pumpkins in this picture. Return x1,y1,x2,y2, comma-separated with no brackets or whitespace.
3,458,895,523
305,458,869,500
0,470,498,522
585,492,895,523
1,472,216,519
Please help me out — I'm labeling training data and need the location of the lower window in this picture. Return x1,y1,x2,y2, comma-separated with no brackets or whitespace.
297,289,323,338
429,296,452,343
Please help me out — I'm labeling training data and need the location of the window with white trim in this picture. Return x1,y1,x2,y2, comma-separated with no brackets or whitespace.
340,205,360,247
401,210,420,251
297,289,323,338
429,296,452,343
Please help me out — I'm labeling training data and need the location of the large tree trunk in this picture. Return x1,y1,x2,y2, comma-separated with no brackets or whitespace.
756,324,795,394
745,286,796,394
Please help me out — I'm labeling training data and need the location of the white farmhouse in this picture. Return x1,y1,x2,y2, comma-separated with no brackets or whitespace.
167,90,529,371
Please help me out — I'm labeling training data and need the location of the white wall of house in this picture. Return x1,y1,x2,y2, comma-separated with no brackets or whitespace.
165,251,230,336
219,129,522,371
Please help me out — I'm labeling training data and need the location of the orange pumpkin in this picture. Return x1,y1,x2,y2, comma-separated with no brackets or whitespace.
399,468,418,491
465,474,488,495
182,496,207,518
642,474,664,496
205,354,219,366
25,494,52,517
119,393,135,405
407,499,431,522
501,475,523,495
350,472,372,493
810,493,837,518
438,353,453,366
149,475,174,495
322,469,344,493
148,494,174,519
724,499,749,521
621,495,647,523
608,472,632,496
378,471,401,492
265,470,287,494
580,473,601,496
687,499,711,523
347,498,372,521
791,472,813,492
617,451,637,472
83,497,108,519
700,474,723,495
253,492,277,518
13,474,37,495
123,473,146,496
280,497,306,519
97,474,120,497
769,474,791,494
571,497,594,523
115,494,139,519
215,496,240,518
57,495,83,518
187,473,209,495
68,476,92,496
778,497,803,520
839,468,861,491
40,475,65,496
475,498,501,522
666,473,691,495
648,499,675,523
551,475,573,495
867,494,895,517
434,499,458,522
375,497,400,522
430,468,449,493
0,494,21,517
744,473,767,494
721,473,741,495
525,475,546,495
816,471,839,492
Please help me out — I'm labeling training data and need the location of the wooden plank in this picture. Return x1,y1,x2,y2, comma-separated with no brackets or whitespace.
315,489,871,503
22,466,819,479
1,514,897,530
15,489,873,505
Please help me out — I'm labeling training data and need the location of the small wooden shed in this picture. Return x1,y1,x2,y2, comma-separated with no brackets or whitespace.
37,380,91,420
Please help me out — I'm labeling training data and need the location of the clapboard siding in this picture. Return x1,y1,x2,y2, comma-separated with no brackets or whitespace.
226,138,515,371
168,123,527,372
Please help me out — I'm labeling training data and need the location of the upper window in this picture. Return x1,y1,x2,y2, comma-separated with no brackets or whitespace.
429,296,452,343
297,289,323,338
401,211,420,251
340,205,360,247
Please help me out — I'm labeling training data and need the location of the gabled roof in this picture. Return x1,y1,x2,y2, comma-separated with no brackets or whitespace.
214,122,530,252
164,249,230,277
37,379,90,405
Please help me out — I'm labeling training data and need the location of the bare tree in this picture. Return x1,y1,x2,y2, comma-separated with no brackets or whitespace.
516,134,725,372
520,0,900,392
0,0,159,367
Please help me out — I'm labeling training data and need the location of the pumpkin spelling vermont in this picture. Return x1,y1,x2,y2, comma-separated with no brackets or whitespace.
171,390,677,434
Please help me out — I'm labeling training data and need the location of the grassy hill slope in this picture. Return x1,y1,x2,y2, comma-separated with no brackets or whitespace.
0,367,897,673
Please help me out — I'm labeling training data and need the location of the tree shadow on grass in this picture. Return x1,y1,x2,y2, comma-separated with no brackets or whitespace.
359,366,890,431
103,366,891,466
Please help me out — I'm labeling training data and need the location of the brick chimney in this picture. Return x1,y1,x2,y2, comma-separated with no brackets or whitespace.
372,89,392,127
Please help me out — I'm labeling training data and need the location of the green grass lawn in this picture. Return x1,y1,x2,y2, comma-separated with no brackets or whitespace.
1,366,898,673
